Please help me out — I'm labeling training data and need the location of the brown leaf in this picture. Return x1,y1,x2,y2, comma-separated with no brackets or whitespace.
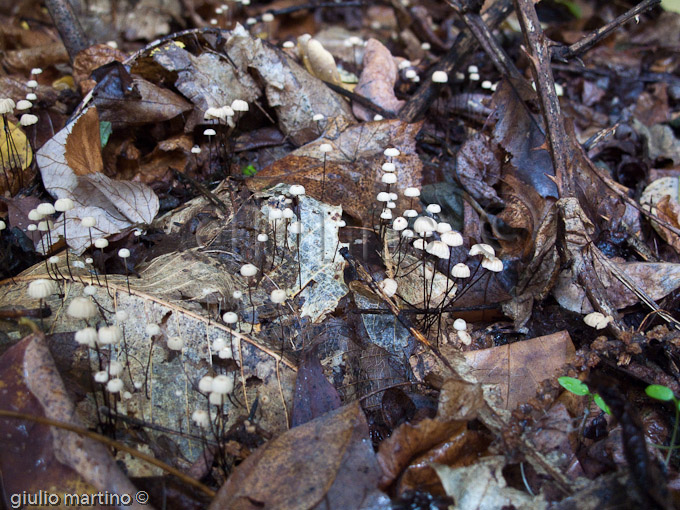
151,40,259,133
491,80,558,200
377,418,466,489
94,76,192,127
0,333,146,509
455,133,502,207
228,25,355,145
209,402,386,510
463,331,576,410
249,119,423,224
291,347,342,427
437,379,485,422
65,106,103,176
4,43,69,73
36,107,160,254
352,39,404,121
397,428,490,496
72,43,129,94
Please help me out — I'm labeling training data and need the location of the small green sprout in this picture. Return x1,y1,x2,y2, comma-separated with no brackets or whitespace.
645,384,680,465
558,376,611,415
242,164,257,177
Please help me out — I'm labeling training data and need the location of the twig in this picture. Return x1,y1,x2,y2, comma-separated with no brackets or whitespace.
399,0,513,122
445,0,533,98
0,409,216,498
554,0,661,61
513,0,571,197
321,80,396,119
43,0,90,62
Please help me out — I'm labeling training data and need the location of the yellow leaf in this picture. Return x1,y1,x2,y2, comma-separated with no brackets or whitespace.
0,116,33,195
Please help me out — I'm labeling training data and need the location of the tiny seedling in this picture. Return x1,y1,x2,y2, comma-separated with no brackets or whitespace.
645,384,680,465
558,376,611,415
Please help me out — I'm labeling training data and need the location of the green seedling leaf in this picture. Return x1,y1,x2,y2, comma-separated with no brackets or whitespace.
242,164,257,177
593,393,611,415
100,121,112,148
558,376,590,396
646,384,675,402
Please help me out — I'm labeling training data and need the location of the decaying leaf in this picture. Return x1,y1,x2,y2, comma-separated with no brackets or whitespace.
463,331,576,410
2,260,295,469
35,106,159,254
209,403,387,510
250,119,423,224
352,38,404,121
0,333,146,509
64,106,103,176
291,347,342,427
434,457,547,510
227,25,355,145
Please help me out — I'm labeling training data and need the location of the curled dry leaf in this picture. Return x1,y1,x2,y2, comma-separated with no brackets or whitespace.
0,333,146,509
299,36,344,86
249,118,422,224
353,38,404,121
72,43,128,94
150,40,259,133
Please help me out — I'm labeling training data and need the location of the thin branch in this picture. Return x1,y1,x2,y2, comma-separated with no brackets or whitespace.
555,0,661,61
399,0,514,122
445,0,533,98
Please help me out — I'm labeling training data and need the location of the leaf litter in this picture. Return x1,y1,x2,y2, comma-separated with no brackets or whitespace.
2,2,680,509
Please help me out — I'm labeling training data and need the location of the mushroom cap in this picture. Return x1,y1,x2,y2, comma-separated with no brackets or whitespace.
453,318,467,331
270,289,287,303
451,263,471,278
584,312,613,330
240,263,258,277
441,231,463,247
392,217,408,231
28,279,58,299
469,243,495,258
383,147,400,157
413,216,437,235
481,256,503,272
379,278,398,297
212,374,234,394
67,296,97,319
426,240,450,259
98,325,123,345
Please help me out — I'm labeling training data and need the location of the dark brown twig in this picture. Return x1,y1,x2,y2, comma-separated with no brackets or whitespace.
0,409,216,498
399,0,513,122
43,0,90,62
554,0,661,61
445,0,534,99
513,0,571,197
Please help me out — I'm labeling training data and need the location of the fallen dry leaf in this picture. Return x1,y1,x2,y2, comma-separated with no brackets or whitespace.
434,457,547,510
35,106,159,254
209,402,387,510
291,347,342,427
352,38,404,121
227,25,355,145
0,333,147,510
377,418,467,489
463,331,576,410
249,118,422,224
